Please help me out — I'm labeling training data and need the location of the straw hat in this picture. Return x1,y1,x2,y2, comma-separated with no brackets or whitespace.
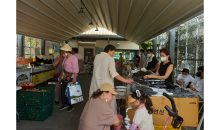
100,83,118,96
60,44,72,52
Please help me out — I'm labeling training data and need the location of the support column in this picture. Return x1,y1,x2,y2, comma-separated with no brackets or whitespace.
18,35,23,57
153,37,157,55
169,28,175,64
169,28,176,83
41,40,45,55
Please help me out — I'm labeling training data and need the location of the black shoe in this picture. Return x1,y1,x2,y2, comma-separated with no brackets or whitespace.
59,104,69,110
66,106,74,112
55,101,59,104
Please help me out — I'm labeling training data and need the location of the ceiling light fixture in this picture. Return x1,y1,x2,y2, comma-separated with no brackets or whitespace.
78,7,85,14
89,19,94,25
80,0,98,26
95,27,99,31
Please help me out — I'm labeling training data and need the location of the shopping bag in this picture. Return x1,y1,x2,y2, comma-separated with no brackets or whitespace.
66,82,83,105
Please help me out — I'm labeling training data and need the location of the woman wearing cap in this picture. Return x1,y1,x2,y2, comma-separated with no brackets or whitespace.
128,89,154,130
78,83,121,130
143,48,174,85
58,44,79,112
89,45,133,114
175,68,194,88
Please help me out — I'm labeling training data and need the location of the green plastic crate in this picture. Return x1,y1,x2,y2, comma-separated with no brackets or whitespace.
17,87,55,107
17,101,54,121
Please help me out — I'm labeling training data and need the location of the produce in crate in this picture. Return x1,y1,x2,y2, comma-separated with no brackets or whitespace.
25,88,47,92
17,81,35,86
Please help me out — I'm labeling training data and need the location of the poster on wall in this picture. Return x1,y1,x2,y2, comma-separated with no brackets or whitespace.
95,47,104,55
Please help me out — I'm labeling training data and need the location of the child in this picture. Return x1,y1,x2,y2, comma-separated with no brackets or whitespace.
128,89,154,130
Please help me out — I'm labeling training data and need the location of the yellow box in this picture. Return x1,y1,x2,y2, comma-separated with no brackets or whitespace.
127,95,199,127
154,125,181,130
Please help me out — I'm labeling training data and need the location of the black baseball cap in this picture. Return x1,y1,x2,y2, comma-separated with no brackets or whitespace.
182,68,189,74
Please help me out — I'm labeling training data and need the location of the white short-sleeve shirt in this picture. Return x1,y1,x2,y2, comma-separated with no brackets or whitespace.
191,77,204,99
175,74,194,88
132,106,154,130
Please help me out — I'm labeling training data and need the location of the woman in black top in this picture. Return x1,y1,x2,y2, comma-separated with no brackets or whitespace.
143,48,173,84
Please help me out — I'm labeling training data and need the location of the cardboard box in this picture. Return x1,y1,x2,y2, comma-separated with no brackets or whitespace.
126,95,199,127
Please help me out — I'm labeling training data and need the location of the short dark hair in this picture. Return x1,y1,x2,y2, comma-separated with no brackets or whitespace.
136,55,140,58
104,45,116,53
147,49,153,53
198,66,204,72
72,48,78,53
140,49,144,53
182,68,189,74
119,53,122,55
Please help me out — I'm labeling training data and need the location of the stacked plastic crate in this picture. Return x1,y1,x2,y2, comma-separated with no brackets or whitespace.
16,87,55,121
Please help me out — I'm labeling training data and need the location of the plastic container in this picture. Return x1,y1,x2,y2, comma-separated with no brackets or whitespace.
154,125,181,130
21,85,36,89
17,101,54,121
17,87,55,107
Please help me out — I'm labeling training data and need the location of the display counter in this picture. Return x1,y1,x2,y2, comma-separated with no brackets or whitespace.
31,67,54,85
16,65,55,85
125,81,199,127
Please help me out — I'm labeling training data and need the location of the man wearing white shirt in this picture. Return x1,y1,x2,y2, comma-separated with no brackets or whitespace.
190,66,204,100
175,68,194,88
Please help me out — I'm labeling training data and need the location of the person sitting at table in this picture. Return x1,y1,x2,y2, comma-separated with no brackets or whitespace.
128,89,154,130
143,48,174,85
146,49,159,73
78,83,121,130
175,68,194,88
190,66,204,100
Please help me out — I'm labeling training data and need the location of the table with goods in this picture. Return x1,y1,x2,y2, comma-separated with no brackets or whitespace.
16,64,55,85
121,68,200,130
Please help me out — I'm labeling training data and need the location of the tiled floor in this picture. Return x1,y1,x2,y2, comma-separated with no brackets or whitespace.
16,74,203,130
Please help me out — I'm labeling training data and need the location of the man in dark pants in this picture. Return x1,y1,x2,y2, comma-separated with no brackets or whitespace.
146,49,159,73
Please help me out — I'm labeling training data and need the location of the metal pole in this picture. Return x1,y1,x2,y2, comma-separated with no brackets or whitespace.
185,23,188,66
197,112,204,130
41,40,45,55
169,28,175,65
153,37,157,56
195,16,200,77
177,26,180,76
18,35,23,57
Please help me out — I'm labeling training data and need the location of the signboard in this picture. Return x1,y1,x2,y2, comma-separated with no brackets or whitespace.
95,47,103,55
16,69,31,84
33,70,55,84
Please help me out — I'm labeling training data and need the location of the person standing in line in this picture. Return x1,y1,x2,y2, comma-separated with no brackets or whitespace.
52,51,64,104
89,45,133,114
146,49,159,73
58,44,79,112
139,49,147,69
134,55,140,68
117,53,124,76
